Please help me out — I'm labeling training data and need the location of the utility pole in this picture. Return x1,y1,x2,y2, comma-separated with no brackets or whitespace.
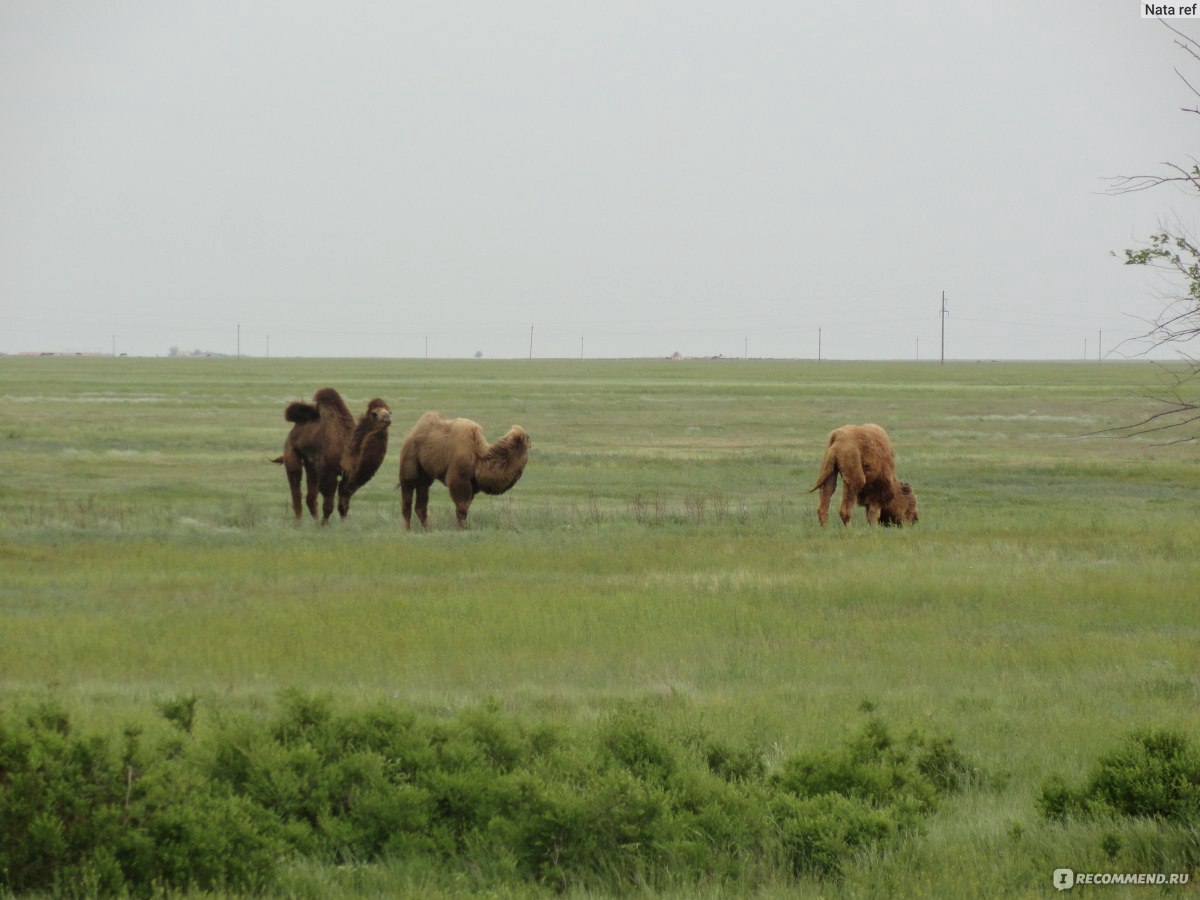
266,335,270,359
818,328,822,363
425,336,428,359
939,292,948,365
529,325,534,360
581,335,584,359
744,337,748,360
112,334,116,357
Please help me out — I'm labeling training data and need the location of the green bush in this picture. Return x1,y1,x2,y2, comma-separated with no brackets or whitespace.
0,702,278,897
0,697,985,895
774,718,943,823
767,717,977,878
771,793,900,879
598,706,678,784
1037,729,1200,875
1039,728,1200,822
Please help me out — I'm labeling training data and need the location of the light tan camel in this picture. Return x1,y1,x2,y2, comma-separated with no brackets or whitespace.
809,423,918,527
397,412,529,529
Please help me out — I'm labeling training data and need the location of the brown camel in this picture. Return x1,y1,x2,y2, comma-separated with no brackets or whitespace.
397,412,530,530
271,388,392,524
809,423,918,527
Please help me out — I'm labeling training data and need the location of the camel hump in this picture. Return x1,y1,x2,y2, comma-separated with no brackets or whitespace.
312,387,343,405
312,387,354,429
284,401,319,424
436,415,486,451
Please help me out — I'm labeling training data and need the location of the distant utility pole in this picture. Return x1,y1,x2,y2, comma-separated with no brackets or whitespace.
237,323,241,359
529,325,534,360
112,334,116,357
425,336,429,359
266,335,270,359
818,328,822,363
581,335,584,359
939,292,948,365
744,337,748,360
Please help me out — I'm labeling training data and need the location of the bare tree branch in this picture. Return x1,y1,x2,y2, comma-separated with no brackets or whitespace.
1103,20,1200,443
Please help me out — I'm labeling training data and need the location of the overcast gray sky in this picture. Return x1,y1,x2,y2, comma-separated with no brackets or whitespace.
1,2,1194,360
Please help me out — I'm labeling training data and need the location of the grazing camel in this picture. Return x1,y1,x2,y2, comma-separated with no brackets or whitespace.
397,412,530,530
271,388,391,524
809,423,918,527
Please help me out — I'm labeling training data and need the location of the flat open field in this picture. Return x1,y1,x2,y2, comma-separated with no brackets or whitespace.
1,356,1198,896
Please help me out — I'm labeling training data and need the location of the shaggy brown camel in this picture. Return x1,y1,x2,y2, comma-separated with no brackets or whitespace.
397,411,530,530
271,388,392,524
809,423,918,527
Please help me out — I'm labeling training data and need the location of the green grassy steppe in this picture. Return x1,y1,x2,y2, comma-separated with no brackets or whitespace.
1,356,1197,896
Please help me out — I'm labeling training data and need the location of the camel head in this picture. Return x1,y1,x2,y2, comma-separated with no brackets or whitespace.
499,426,531,471
880,481,918,526
472,425,530,496
364,398,392,429
505,426,530,454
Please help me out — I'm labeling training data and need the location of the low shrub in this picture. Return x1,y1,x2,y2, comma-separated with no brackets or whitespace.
1038,728,1200,823
0,698,984,896
1037,728,1200,875
769,717,976,877
0,702,279,897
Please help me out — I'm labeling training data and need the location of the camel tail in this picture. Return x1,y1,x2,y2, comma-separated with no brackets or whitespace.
268,454,284,465
809,448,838,493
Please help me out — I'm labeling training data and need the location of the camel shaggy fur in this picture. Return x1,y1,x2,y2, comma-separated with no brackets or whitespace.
397,412,530,530
809,424,918,527
271,388,392,524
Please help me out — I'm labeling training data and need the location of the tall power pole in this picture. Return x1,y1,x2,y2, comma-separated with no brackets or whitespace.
529,325,534,360
939,292,948,365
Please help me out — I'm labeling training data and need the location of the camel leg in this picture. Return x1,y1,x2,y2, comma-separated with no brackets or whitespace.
400,482,414,530
302,461,319,519
448,480,473,530
414,483,431,529
815,473,837,528
839,480,861,526
835,447,866,526
337,470,361,519
285,464,304,520
318,468,340,525
865,502,882,526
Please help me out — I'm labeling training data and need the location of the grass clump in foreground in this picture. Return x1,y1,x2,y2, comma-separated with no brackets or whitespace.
0,693,984,896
